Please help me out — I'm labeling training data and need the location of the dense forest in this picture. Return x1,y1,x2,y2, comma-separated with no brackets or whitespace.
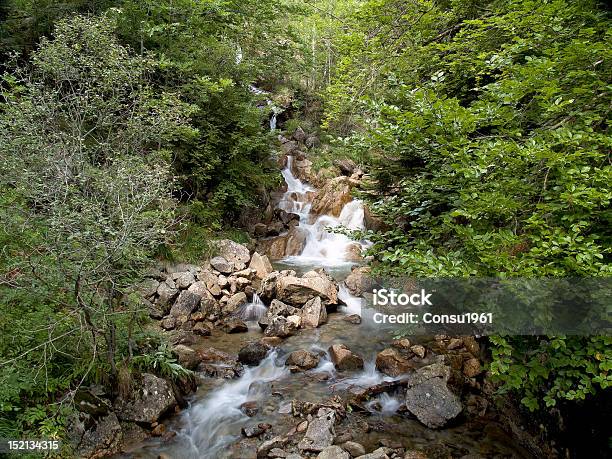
0,0,610,458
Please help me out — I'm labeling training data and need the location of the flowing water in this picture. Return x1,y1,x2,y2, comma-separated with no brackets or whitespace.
121,140,531,458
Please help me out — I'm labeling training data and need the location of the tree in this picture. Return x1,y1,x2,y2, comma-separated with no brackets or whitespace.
0,14,195,439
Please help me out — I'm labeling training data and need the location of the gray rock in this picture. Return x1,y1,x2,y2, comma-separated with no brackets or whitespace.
213,239,251,265
239,342,270,366
292,126,307,142
276,272,338,306
356,447,390,459
249,252,274,279
137,278,160,299
193,321,212,336
300,296,327,328
74,412,122,458
404,363,462,428
173,344,200,370
343,314,361,324
343,267,373,297
114,374,176,423
225,292,247,314
210,256,233,274
223,318,249,333
170,291,201,317
257,436,288,458
375,348,413,377
342,441,366,457
298,407,336,452
318,446,349,459
267,299,298,317
157,280,179,307
175,271,196,289
264,316,297,338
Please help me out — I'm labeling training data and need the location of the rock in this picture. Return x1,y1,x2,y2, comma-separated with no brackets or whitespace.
343,314,361,324
240,401,259,417
286,227,308,256
145,298,166,320
310,176,356,217
363,206,388,232
281,140,299,154
292,157,313,182
334,159,357,176
258,436,288,458
300,296,328,328
169,291,201,318
239,342,270,366
286,350,320,370
193,322,212,336
268,299,299,317
462,336,480,356
375,348,413,377
277,274,338,306
328,344,364,371
186,280,209,298
213,239,251,265
223,318,249,334
242,424,267,438
410,345,426,359
342,441,366,457
292,126,307,142
161,316,176,330
198,270,222,295
463,358,481,378
357,448,390,459
151,423,166,437
297,421,308,432
267,221,286,236
287,314,302,328
403,451,428,459
404,363,462,428
269,448,288,458
74,412,122,458
225,292,248,314
318,446,349,459
447,338,463,350
114,373,177,423
264,316,296,338
173,345,200,370
138,278,160,299
261,336,283,347
210,256,233,274
74,388,111,417
258,272,280,302
344,267,373,296
157,280,179,307
175,271,196,289
250,252,274,279
305,135,320,149
254,223,268,237
344,243,362,262
392,338,411,349
298,407,336,452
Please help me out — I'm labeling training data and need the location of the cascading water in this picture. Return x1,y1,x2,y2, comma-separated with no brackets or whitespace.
236,293,267,322
279,154,370,267
171,352,289,459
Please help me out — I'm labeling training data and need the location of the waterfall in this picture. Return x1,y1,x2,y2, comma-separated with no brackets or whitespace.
236,293,267,321
279,154,369,266
175,351,289,459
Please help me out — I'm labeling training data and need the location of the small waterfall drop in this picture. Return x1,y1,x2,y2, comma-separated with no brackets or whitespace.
279,154,369,266
175,351,288,459
236,293,267,321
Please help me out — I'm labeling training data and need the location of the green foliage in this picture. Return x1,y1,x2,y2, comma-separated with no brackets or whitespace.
322,0,612,412
131,344,191,380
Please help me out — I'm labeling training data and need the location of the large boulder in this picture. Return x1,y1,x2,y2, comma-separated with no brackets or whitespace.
175,271,196,289
300,296,327,328
210,256,233,274
157,280,179,307
249,252,273,279
298,407,336,452
344,266,373,297
404,363,462,428
267,299,299,318
169,291,201,317
328,344,364,371
173,344,201,370
292,126,307,142
213,239,251,265
223,318,249,334
114,374,176,423
73,412,122,459
309,176,357,217
257,272,281,302
286,349,320,370
276,272,338,306
318,446,350,459
264,316,297,338
239,342,270,366
292,157,313,182
375,348,413,377
333,158,357,176
224,292,247,314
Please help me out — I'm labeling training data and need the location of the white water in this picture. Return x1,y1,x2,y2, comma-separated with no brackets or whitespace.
174,351,289,459
236,293,267,322
279,154,370,267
